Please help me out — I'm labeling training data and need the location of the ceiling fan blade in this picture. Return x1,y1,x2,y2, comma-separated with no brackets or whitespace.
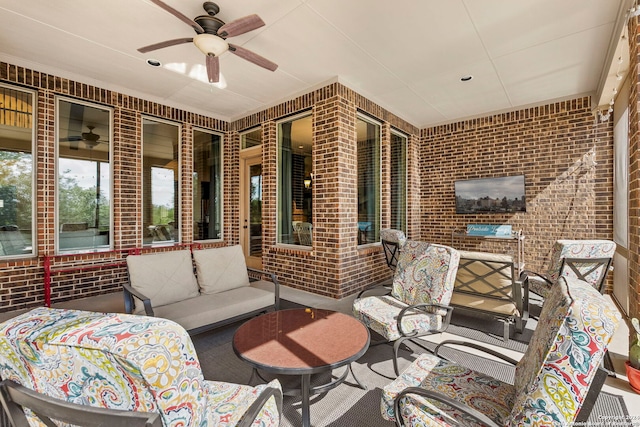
138,38,193,53
149,0,204,33
217,15,265,38
228,44,277,72
206,54,220,83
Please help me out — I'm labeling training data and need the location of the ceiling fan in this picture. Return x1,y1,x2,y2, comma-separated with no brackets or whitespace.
62,126,105,149
139,0,278,83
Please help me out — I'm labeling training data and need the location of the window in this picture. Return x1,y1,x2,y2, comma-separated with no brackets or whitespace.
390,130,407,232
57,99,111,253
241,128,262,149
143,118,179,245
278,114,312,246
357,115,381,245
193,129,222,241
0,85,34,257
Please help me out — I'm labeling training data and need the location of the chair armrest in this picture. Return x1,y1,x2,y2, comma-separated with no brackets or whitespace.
434,340,519,365
519,270,551,285
122,282,154,316
247,267,280,310
355,283,392,299
236,385,283,427
393,386,500,427
397,303,454,336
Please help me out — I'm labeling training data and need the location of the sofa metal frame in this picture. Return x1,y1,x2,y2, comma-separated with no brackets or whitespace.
451,253,529,342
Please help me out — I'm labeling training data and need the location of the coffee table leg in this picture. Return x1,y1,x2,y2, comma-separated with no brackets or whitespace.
301,373,311,427
349,363,368,390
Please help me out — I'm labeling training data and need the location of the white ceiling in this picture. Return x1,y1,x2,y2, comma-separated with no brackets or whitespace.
0,0,632,128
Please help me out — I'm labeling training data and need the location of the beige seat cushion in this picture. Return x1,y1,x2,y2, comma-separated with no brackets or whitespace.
126,250,200,314
450,292,519,316
152,285,275,331
193,245,250,294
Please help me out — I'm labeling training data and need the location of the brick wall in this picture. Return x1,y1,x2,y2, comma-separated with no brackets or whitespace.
628,17,640,320
420,98,614,277
0,62,227,312
0,60,620,309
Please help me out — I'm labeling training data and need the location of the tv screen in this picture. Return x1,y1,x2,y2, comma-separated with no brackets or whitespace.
455,175,526,214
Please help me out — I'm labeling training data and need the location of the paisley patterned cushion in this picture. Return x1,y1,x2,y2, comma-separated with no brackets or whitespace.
382,352,514,426
382,277,621,427
531,240,616,299
546,240,616,284
380,228,407,246
391,242,460,309
353,242,459,341
0,307,281,427
353,295,443,341
510,277,620,426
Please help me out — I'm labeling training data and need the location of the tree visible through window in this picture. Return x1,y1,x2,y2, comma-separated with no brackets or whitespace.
143,118,179,245
57,98,111,253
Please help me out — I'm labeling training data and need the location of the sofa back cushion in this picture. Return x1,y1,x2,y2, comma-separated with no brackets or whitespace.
126,250,200,314
455,250,514,298
192,245,250,294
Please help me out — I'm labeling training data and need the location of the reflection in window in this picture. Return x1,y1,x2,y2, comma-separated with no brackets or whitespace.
57,99,111,253
0,85,34,257
278,115,312,246
250,164,262,256
193,129,222,241
357,115,380,245
143,118,179,245
241,128,262,149
390,131,407,232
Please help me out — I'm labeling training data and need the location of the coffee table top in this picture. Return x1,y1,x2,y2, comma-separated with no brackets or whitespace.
232,308,370,375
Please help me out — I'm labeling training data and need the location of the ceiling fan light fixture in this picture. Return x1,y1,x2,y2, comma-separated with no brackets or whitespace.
193,33,228,56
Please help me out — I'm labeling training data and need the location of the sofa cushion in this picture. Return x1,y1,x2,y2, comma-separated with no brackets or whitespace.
126,250,200,314
450,292,518,316
193,245,250,294
153,285,275,331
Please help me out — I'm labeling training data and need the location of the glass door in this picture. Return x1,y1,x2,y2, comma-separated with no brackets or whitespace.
240,148,262,269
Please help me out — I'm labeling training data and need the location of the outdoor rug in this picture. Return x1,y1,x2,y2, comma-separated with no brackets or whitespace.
191,301,630,427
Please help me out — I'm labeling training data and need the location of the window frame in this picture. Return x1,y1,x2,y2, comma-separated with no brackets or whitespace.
390,128,408,233
192,127,224,242
356,112,382,247
55,96,113,254
240,127,262,150
0,83,37,259
141,116,182,247
275,111,313,249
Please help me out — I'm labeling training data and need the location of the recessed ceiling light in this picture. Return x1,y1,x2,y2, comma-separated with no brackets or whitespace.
146,59,162,67
460,75,473,82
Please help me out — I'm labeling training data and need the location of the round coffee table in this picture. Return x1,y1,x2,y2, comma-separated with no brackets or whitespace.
232,308,370,427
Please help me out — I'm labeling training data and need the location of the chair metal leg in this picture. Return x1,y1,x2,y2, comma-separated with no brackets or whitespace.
392,339,405,376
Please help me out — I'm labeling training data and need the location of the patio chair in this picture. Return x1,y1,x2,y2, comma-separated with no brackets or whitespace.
380,228,407,271
381,276,621,427
353,241,460,376
0,307,282,427
521,239,616,299
0,379,162,427
293,221,312,246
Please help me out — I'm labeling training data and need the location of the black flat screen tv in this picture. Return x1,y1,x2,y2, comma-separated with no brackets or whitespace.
455,175,526,214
